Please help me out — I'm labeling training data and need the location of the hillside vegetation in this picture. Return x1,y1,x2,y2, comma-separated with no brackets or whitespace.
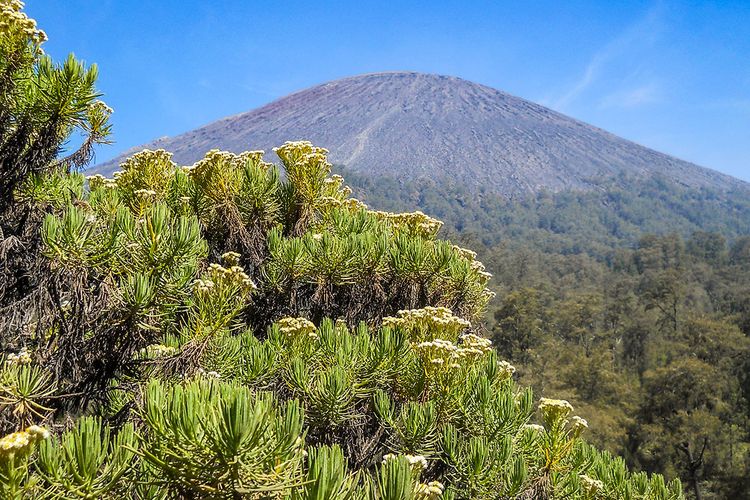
342,168,750,258
0,3,685,498
341,171,750,499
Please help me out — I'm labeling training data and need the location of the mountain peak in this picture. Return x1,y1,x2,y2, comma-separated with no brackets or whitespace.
95,72,745,197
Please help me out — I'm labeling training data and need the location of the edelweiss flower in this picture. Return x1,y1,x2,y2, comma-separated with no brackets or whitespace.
415,480,445,499
539,398,574,424
579,474,603,495
277,317,318,341
571,415,588,433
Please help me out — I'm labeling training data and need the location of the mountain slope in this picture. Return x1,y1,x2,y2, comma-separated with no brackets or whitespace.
95,72,744,198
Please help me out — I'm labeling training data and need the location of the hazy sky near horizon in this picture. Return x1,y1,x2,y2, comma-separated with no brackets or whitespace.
27,0,750,181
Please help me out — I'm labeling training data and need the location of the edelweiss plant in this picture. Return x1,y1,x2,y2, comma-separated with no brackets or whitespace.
0,4,685,499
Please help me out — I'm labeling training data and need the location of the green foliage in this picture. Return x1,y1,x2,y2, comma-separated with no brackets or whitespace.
36,417,137,499
485,233,750,499
0,0,111,216
0,4,686,499
139,379,305,497
340,167,750,258
342,156,750,499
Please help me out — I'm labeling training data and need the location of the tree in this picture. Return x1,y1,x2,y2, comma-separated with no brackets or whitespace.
0,0,111,351
491,288,546,364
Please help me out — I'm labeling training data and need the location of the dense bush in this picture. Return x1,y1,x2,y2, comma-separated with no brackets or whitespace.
0,3,684,498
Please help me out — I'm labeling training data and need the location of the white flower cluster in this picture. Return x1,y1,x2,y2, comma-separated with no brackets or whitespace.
497,360,516,379
415,339,461,370
451,245,477,260
277,317,318,341
192,278,215,293
320,175,355,201
382,306,470,342
325,174,344,185
138,344,178,359
523,423,545,433
185,149,271,200
571,415,589,433
0,1,47,43
5,347,31,365
415,481,445,499
221,251,241,267
470,259,492,282
274,141,331,171
196,368,221,379
382,453,428,471
538,398,574,424
114,149,176,199
86,174,117,190
89,99,113,115
459,333,493,354
193,261,257,295
415,334,494,374
370,210,443,237
134,188,157,198
318,196,368,211
579,474,604,495
0,425,50,456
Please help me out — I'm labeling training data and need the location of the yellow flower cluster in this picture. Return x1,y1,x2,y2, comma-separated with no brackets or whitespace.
5,347,31,365
538,398,574,425
580,474,604,495
0,425,50,457
370,210,443,238
193,261,256,295
0,1,47,44
277,317,318,341
415,481,445,499
382,306,470,342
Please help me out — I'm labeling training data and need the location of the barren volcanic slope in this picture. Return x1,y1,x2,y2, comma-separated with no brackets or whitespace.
96,72,744,197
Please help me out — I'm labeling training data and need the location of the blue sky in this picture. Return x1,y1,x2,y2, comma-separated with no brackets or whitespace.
27,0,750,181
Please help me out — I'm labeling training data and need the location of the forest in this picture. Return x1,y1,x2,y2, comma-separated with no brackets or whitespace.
344,169,750,499
0,2,744,498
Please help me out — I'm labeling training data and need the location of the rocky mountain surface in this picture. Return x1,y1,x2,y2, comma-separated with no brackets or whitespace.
95,72,745,197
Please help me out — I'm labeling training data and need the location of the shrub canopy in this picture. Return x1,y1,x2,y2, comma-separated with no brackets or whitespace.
0,3,683,499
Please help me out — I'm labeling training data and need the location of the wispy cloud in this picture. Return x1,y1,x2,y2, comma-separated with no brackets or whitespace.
550,3,664,111
599,82,661,109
